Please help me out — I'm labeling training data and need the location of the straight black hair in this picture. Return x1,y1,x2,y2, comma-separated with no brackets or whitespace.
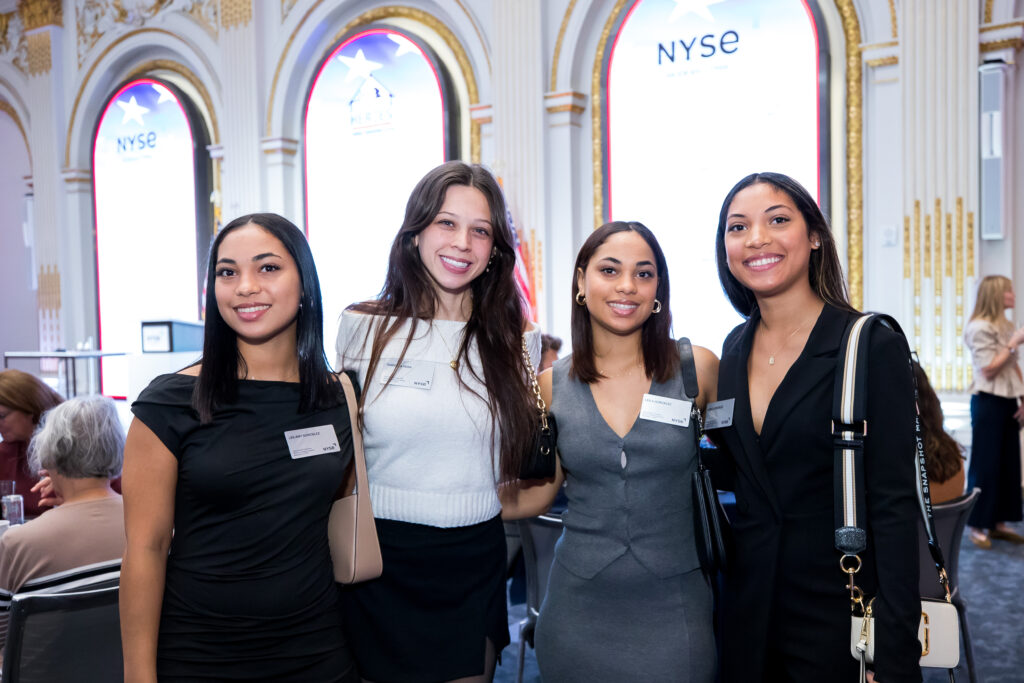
715,172,856,317
193,212,338,422
570,221,679,384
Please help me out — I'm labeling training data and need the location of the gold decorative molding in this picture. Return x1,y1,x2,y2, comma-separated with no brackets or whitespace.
966,212,974,276
902,215,910,279
591,0,630,229
547,103,585,115
281,0,299,21
37,264,61,313
866,55,898,67
76,1,219,66
980,20,1024,32
944,212,952,278
887,0,897,38
220,0,252,29
955,197,964,392
981,37,1024,53
64,29,220,167
983,0,994,24
18,0,62,31
924,214,931,278
26,29,50,75
0,100,31,167
835,0,864,309
860,40,897,50
550,0,578,91
123,58,219,141
453,0,490,74
267,4,481,163
0,12,11,51
914,200,921,346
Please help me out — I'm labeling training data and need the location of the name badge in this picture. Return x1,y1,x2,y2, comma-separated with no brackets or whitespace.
380,359,434,390
284,425,341,459
704,398,735,430
639,394,691,427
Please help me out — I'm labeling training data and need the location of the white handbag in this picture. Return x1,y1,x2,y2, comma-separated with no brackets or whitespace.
833,315,961,681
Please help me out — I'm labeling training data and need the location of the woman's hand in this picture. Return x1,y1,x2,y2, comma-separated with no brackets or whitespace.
1010,326,1024,348
30,469,63,508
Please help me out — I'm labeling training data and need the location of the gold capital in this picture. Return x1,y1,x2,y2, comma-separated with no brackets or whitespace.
17,0,62,31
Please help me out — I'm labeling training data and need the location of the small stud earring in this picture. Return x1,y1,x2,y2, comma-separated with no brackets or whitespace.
575,291,586,306
652,299,662,314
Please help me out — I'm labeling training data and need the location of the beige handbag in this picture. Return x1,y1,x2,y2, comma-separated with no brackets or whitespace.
328,372,383,584
850,597,960,669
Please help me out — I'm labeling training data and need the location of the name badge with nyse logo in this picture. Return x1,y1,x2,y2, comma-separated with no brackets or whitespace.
704,399,735,430
284,425,341,459
639,394,691,427
381,359,434,390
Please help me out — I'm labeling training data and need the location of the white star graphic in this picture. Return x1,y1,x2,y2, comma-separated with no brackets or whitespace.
116,96,150,126
388,33,417,57
669,0,725,23
338,49,383,83
152,83,176,104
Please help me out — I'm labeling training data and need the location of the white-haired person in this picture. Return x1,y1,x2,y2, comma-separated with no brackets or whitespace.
0,395,126,649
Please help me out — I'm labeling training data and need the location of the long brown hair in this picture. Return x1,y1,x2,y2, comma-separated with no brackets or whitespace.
913,362,964,484
570,221,679,384
969,275,1012,327
715,172,856,317
349,161,536,482
0,369,64,427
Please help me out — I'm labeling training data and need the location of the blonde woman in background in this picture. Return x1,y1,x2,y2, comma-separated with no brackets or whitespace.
963,275,1024,548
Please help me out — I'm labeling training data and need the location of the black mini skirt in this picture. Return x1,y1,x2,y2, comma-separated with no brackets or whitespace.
339,514,509,682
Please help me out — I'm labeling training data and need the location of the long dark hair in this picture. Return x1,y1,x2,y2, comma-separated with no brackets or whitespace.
913,361,964,484
570,221,679,384
194,213,338,422
715,172,856,317
349,161,535,482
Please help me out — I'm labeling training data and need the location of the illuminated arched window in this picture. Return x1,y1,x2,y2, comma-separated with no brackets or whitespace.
92,78,211,397
305,28,453,341
605,0,826,349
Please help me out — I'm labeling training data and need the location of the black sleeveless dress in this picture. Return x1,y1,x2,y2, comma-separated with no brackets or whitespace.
131,374,357,682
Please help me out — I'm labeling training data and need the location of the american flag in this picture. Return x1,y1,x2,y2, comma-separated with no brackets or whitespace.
506,206,537,322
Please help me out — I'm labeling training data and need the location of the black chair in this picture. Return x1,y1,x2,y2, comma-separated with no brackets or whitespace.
516,513,563,683
1,585,122,682
918,487,979,683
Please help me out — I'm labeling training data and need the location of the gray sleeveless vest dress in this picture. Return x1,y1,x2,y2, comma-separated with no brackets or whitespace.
534,352,715,682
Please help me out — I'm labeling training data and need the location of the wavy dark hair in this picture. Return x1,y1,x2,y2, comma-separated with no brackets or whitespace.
570,221,679,384
913,361,965,484
194,213,338,422
715,172,856,317
349,161,535,482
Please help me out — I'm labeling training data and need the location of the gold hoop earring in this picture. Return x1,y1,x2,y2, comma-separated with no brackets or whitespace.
575,291,586,306
652,299,662,314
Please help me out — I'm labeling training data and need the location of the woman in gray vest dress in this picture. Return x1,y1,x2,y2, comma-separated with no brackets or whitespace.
502,221,719,682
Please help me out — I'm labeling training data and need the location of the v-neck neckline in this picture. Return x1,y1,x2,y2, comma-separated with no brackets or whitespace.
746,307,825,439
585,376,655,441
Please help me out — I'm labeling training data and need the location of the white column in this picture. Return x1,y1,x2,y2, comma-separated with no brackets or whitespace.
491,0,548,327
260,137,299,220
543,91,586,342
218,0,262,219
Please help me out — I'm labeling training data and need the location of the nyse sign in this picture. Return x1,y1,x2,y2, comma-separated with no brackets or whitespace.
658,30,739,64
117,132,157,153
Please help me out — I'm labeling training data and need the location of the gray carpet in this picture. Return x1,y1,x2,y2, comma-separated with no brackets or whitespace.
500,521,1024,683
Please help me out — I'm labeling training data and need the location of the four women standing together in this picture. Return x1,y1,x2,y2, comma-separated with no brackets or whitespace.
114,161,970,682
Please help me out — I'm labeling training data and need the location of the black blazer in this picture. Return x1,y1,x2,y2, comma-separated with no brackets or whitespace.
710,304,922,683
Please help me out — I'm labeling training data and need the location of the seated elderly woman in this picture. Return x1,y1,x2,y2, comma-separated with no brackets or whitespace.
0,395,126,648
0,369,64,517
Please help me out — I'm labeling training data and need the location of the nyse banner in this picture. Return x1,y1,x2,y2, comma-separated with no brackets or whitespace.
608,0,821,351
305,29,446,348
93,79,200,397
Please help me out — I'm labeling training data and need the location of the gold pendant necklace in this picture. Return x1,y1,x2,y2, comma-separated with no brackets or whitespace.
763,320,809,366
436,324,463,371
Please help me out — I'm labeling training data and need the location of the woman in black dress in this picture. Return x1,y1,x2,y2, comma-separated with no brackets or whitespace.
120,213,357,682
709,173,922,682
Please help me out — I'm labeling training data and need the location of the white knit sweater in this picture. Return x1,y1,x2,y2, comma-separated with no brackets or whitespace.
336,310,541,528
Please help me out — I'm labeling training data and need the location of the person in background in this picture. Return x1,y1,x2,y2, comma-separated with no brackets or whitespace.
710,172,921,682
539,334,562,372
0,395,125,650
502,221,718,682
336,161,539,683
962,275,1024,548
912,362,966,505
121,213,357,682
0,369,63,517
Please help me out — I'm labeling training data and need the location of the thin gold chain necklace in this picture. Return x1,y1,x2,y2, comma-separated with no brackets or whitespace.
436,324,463,371
761,319,810,366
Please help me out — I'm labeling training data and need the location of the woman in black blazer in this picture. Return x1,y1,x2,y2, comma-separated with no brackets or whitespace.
708,173,922,682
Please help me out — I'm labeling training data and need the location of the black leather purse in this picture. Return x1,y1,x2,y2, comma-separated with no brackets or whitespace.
519,335,558,480
679,338,731,575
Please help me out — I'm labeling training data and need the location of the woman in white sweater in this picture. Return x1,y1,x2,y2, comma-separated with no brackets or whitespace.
335,161,540,683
